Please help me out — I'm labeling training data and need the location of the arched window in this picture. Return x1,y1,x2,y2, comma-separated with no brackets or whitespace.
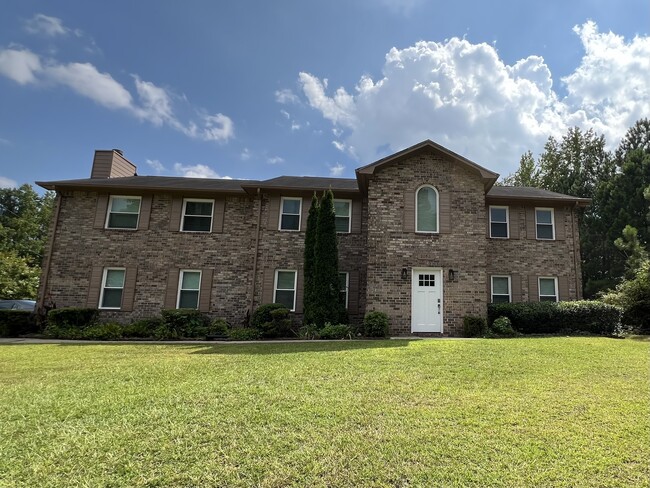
416,185,439,233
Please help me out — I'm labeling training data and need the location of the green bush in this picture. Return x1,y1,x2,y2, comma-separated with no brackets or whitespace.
363,311,389,337
487,301,622,336
463,315,487,337
122,318,163,338
490,316,516,337
298,323,321,340
47,307,98,329
319,323,351,340
227,327,262,341
160,309,209,338
81,323,124,340
251,304,291,338
207,318,230,336
0,310,38,337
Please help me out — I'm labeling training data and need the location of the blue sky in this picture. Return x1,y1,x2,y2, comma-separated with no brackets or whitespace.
1,0,649,189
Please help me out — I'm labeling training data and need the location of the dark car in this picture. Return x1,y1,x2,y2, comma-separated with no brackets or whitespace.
0,300,37,311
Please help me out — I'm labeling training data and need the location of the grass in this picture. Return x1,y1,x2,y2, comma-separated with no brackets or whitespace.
1,338,648,487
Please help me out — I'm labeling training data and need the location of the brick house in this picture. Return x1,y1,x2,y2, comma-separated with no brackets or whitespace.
37,140,589,336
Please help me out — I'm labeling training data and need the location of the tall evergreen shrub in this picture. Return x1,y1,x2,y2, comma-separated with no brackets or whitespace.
313,189,340,326
303,193,319,325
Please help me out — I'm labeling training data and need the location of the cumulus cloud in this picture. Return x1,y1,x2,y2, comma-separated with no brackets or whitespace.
275,89,299,104
240,148,251,160
0,176,17,188
24,14,68,37
267,156,284,164
295,21,650,175
0,47,235,144
145,159,166,173
173,163,231,179
328,163,345,177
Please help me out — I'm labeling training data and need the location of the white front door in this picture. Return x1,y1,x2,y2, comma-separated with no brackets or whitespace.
411,268,443,332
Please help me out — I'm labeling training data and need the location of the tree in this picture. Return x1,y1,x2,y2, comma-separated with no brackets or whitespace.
500,151,540,187
0,251,40,299
312,189,341,327
302,193,319,325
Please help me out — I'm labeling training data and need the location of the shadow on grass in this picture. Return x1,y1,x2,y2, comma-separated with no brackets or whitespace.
629,335,650,342
188,340,414,355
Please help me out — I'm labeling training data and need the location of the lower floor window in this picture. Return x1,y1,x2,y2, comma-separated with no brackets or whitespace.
491,276,511,303
178,270,201,309
100,268,125,309
539,277,558,302
274,270,297,311
339,272,349,309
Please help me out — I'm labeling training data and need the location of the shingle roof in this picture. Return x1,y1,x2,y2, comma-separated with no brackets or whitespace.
36,176,258,193
487,186,591,205
243,176,359,191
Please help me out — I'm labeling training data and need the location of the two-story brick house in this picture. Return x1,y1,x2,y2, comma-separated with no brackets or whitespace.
37,140,589,336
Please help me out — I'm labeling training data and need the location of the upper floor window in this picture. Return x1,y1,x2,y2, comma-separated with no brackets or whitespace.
490,206,509,238
539,277,558,302
416,185,438,233
491,276,511,303
535,208,555,240
279,197,301,231
182,199,214,232
178,270,201,309
339,272,349,309
274,270,297,311
334,199,351,233
99,268,125,309
106,196,141,229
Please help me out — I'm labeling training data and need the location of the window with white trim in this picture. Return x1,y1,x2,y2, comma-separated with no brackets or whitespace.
99,268,125,309
106,196,141,229
491,275,511,303
416,185,439,233
535,208,554,240
181,199,214,232
539,277,558,302
177,270,201,309
339,272,349,309
274,270,297,311
489,206,509,238
279,197,301,231
334,199,351,233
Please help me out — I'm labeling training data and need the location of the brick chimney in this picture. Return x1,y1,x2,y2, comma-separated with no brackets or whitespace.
90,149,137,178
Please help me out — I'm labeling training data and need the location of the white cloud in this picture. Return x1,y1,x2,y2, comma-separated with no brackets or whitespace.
201,113,234,142
267,156,284,164
275,88,299,104
240,148,251,160
25,14,68,37
173,163,231,179
380,0,424,15
297,22,650,175
0,48,42,84
0,176,17,188
328,163,345,177
145,159,165,173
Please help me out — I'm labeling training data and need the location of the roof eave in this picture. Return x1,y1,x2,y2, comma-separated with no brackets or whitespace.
486,194,592,207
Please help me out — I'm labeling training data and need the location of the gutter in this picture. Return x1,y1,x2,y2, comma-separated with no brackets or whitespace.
249,188,262,315
37,192,62,308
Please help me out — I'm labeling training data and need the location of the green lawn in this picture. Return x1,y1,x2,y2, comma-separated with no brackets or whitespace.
1,338,648,487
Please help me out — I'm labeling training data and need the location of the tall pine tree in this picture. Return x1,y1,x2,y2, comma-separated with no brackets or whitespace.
302,193,319,325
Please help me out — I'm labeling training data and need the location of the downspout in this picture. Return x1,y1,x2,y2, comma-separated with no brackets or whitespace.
249,188,262,314
37,191,62,308
571,202,581,299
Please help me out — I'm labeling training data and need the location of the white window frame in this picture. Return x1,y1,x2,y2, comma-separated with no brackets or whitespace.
339,272,349,309
278,197,302,231
491,275,511,303
415,185,440,234
181,198,214,233
334,199,352,234
535,207,555,240
177,269,202,309
99,267,126,310
489,205,509,239
105,195,141,230
274,269,297,311
538,277,558,302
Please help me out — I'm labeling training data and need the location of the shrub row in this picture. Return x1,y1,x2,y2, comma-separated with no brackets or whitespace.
487,301,622,335
0,310,38,337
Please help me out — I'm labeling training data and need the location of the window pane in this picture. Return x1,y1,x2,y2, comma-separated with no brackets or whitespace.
277,271,295,290
105,269,125,288
181,272,200,290
282,199,301,214
185,201,213,216
275,290,295,310
417,187,437,232
108,213,138,229
540,296,557,302
539,278,556,296
338,273,348,292
179,290,199,309
281,214,300,230
111,197,140,213
491,207,507,223
335,216,350,233
537,224,553,239
334,201,350,217
183,216,211,231
491,222,508,238
102,289,123,308
492,294,510,303
536,210,552,224
492,277,509,295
